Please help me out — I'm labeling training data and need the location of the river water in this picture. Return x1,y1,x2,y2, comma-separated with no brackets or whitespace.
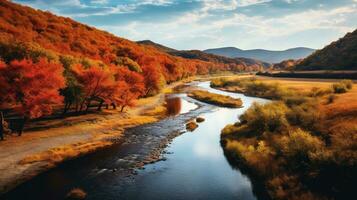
2,81,268,200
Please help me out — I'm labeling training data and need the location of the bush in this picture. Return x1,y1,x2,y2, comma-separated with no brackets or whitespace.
225,139,274,174
286,101,323,132
332,80,353,94
279,129,324,162
341,79,353,90
240,102,289,134
284,96,310,107
309,87,333,97
327,94,336,104
332,82,348,93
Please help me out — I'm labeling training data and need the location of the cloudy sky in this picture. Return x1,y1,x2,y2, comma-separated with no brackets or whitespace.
14,0,357,50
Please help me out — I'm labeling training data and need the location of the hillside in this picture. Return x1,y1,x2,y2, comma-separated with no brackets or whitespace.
0,0,249,86
296,29,357,70
204,47,315,63
137,40,271,70
137,40,177,53
0,0,265,122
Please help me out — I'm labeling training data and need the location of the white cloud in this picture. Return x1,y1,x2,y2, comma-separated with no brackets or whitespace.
99,1,356,50
201,0,271,11
91,0,108,4
138,0,173,6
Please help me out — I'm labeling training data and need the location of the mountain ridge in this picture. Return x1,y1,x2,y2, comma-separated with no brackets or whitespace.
137,40,271,69
204,47,315,63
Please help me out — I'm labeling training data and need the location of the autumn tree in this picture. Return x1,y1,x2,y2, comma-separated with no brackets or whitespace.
142,65,165,96
0,58,65,134
72,64,116,112
112,67,145,112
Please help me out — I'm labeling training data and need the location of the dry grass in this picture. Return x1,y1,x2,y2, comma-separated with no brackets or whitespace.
220,76,357,199
188,90,243,108
19,138,113,166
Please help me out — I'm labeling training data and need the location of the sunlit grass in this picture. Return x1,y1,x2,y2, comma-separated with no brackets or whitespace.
188,90,243,108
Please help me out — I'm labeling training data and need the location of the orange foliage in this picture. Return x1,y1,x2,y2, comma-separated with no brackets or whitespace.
71,64,116,110
0,58,65,118
0,0,240,87
0,0,259,118
112,67,145,111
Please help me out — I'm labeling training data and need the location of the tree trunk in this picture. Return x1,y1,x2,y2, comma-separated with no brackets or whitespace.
120,105,126,112
18,117,26,136
85,99,91,112
112,103,117,110
75,102,79,112
79,100,86,112
97,100,104,111
63,101,72,115
145,88,152,96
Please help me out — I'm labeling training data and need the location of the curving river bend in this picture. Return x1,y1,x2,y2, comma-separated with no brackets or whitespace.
3,81,268,200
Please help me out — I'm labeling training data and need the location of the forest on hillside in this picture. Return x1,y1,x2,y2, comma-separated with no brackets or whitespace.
297,29,357,70
0,0,261,122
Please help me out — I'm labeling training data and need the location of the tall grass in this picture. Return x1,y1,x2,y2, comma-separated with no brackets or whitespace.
220,78,356,200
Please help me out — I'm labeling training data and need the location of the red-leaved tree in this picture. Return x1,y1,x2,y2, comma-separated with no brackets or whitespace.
112,67,145,112
142,64,165,96
0,58,65,119
72,64,116,111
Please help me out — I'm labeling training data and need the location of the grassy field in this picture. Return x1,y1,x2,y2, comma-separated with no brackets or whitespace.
219,76,357,200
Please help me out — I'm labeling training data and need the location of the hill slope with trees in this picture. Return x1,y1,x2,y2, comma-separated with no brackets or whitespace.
0,0,261,122
296,29,357,70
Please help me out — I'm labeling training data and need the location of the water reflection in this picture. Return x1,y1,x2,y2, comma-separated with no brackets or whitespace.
165,94,197,116
114,82,270,200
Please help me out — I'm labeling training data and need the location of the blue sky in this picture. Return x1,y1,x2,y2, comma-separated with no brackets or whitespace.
14,0,357,50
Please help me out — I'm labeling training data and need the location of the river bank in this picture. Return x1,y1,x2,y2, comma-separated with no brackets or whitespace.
0,73,241,196
0,76,202,195
3,80,269,200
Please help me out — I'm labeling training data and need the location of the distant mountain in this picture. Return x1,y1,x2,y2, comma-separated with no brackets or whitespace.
137,40,271,69
204,47,315,63
296,29,357,70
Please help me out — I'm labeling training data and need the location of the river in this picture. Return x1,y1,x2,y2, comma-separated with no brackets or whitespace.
2,81,268,200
